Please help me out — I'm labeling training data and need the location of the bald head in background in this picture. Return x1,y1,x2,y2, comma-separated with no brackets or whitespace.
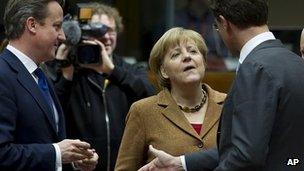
300,28,304,58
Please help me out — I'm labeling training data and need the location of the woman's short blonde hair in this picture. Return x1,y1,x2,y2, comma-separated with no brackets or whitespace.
149,27,208,89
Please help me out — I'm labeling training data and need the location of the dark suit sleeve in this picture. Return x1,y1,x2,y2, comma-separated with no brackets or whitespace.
108,62,155,101
0,84,56,171
185,148,219,171
214,63,279,170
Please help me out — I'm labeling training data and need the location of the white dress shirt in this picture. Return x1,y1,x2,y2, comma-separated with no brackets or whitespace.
239,32,275,65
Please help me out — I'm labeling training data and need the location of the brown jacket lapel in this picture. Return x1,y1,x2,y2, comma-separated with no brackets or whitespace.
157,84,226,141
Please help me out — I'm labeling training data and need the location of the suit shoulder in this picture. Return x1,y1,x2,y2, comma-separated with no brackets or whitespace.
247,41,300,68
126,95,158,121
242,45,304,82
0,51,14,72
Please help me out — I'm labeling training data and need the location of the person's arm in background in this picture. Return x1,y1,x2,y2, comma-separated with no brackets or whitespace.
55,44,74,81
107,59,155,100
83,39,155,99
52,44,74,110
115,102,147,170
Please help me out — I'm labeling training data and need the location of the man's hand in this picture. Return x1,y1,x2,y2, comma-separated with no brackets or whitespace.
55,43,74,80
138,145,184,171
74,149,99,171
57,139,94,163
56,43,70,60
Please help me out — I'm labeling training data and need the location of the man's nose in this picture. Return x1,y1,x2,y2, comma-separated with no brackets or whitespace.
58,28,66,42
103,32,110,39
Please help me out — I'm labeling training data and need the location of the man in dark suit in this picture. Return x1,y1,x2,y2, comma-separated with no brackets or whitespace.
300,28,304,58
138,0,304,171
0,0,98,170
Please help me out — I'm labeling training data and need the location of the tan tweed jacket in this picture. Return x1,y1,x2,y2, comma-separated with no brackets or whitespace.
115,84,226,171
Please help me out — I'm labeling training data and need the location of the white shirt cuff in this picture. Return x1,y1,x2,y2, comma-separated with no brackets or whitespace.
181,155,188,171
53,143,62,171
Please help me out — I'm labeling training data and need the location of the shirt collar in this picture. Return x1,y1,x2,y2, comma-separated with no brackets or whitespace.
239,32,275,64
6,44,38,74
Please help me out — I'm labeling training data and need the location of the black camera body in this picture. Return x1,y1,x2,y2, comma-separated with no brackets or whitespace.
76,22,108,65
76,44,100,64
62,3,109,64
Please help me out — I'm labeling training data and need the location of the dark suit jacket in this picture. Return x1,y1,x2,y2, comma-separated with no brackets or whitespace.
0,49,66,171
185,40,304,171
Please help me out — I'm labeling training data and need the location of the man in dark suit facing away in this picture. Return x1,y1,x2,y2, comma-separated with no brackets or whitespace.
138,0,304,171
0,0,98,170
300,28,304,58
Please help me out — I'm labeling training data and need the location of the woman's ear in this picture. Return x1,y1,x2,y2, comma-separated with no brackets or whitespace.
160,65,169,79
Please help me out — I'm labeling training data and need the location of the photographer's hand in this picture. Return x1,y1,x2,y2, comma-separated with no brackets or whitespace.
96,40,115,74
56,43,74,80
56,43,70,60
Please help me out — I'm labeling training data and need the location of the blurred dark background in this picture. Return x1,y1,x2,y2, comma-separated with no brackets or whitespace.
1,0,303,71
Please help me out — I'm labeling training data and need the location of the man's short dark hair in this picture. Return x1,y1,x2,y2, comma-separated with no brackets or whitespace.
3,0,63,40
211,0,268,29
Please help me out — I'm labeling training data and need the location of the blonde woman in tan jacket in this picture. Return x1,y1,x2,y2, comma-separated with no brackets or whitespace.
115,27,226,171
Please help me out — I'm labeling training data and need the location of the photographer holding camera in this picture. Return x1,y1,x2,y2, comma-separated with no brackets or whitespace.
53,2,155,171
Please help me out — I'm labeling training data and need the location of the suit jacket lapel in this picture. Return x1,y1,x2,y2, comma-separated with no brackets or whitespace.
47,77,66,139
158,89,201,139
199,84,223,138
2,50,58,134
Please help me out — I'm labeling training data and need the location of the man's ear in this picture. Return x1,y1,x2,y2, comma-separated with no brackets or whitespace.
218,15,229,31
219,14,238,36
160,65,169,79
26,17,37,34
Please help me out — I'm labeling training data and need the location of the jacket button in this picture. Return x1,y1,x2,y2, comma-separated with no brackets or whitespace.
197,142,204,148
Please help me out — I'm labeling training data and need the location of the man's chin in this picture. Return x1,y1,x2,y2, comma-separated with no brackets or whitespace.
46,53,56,61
